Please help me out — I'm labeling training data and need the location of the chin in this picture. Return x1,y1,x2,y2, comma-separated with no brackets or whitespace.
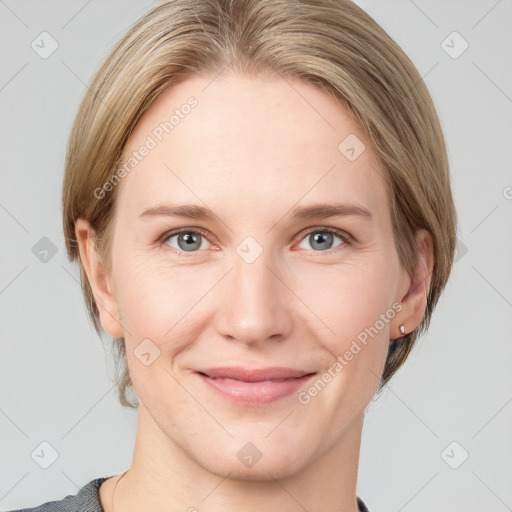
197,442,308,482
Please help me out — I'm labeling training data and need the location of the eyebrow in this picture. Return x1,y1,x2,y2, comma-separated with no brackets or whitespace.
289,202,372,221
139,202,372,222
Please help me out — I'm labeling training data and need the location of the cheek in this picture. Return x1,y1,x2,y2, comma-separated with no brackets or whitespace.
112,255,216,349
113,259,196,396
295,262,395,408
291,254,399,388
298,257,398,336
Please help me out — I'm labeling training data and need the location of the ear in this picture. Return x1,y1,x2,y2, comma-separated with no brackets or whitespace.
75,218,124,339
392,229,434,340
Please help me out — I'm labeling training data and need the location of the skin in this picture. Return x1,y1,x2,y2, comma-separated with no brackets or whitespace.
76,71,433,512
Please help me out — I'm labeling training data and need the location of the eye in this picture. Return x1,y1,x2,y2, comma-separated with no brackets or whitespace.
296,228,350,252
163,229,212,253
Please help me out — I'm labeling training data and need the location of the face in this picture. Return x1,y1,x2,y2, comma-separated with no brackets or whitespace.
85,72,416,480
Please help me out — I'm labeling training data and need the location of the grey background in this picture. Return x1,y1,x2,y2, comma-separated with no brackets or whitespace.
1,1,511,511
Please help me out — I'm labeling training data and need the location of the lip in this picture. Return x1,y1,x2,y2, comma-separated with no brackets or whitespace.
194,366,316,406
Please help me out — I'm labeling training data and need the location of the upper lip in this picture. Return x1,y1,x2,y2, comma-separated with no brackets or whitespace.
195,367,315,382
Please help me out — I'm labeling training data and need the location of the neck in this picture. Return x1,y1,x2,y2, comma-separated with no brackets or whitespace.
113,402,363,512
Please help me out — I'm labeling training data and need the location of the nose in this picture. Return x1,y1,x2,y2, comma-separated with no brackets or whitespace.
215,250,294,345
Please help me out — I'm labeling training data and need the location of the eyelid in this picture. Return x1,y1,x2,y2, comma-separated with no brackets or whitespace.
296,226,354,245
159,225,354,255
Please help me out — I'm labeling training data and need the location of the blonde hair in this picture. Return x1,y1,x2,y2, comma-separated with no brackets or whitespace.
62,0,457,408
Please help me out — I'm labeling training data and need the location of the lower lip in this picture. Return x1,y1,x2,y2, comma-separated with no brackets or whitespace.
196,373,316,406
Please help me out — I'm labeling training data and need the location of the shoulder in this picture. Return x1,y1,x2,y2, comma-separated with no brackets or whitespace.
5,477,109,512
357,495,371,512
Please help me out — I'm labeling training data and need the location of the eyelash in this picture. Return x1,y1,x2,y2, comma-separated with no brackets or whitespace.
158,226,354,256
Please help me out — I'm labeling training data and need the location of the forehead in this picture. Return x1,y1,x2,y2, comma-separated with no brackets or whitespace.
116,72,389,221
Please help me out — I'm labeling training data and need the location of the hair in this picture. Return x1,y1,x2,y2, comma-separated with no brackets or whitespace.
62,0,457,408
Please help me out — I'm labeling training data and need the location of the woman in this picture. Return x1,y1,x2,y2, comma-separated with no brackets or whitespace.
11,0,456,510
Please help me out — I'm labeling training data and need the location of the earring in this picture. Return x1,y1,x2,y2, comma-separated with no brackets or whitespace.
399,325,405,335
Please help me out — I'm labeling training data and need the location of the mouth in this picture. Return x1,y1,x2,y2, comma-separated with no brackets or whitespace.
194,367,317,406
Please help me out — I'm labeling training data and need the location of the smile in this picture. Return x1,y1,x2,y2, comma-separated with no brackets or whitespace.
194,367,317,406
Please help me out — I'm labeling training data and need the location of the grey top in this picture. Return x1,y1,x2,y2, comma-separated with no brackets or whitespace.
6,477,110,512
7,477,371,511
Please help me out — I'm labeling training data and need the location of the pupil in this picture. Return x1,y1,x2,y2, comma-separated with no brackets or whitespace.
311,232,332,251
179,232,201,251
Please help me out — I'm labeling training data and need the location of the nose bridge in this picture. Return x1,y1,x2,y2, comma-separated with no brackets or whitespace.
217,243,293,342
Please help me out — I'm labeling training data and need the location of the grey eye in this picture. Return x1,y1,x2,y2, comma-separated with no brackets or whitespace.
298,231,344,251
166,231,206,252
